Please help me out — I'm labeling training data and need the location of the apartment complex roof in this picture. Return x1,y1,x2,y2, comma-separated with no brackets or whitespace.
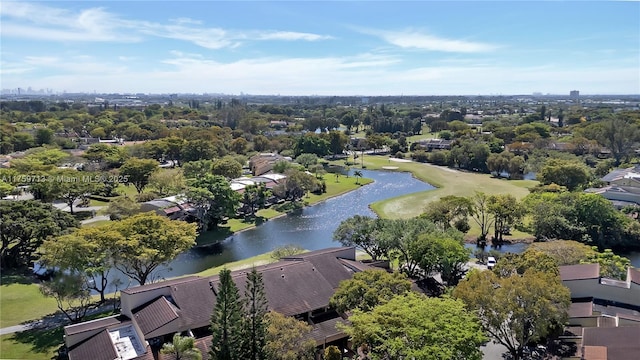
559,264,600,281
582,327,640,360
68,247,370,360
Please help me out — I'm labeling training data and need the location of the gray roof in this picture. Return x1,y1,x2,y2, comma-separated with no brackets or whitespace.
601,169,626,182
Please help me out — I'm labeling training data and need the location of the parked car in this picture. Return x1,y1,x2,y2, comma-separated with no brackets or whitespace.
487,256,497,270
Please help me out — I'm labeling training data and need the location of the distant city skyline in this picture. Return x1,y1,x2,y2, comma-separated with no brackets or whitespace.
1,1,639,95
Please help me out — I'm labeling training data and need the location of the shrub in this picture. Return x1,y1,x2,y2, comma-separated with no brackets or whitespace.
136,191,159,202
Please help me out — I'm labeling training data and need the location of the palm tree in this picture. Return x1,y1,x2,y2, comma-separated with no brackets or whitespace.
161,333,202,360
353,170,363,184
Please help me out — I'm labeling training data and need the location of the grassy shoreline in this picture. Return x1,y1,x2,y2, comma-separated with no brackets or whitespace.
340,155,538,241
358,156,537,218
1,173,373,328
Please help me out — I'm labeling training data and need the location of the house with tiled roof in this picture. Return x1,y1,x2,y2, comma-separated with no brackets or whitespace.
585,165,640,209
64,247,376,360
559,264,640,360
248,153,291,176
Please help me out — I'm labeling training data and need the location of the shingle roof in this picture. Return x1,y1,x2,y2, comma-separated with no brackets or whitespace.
133,296,179,337
582,327,640,360
169,277,217,330
122,276,200,295
308,317,350,345
68,330,117,360
629,268,640,285
601,169,629,183
568,301,593,318
64,315,127,336
560,264,600,281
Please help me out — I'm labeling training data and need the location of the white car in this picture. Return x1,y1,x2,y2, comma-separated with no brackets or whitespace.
487,256,497,269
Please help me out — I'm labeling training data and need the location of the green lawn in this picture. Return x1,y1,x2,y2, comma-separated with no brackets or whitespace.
0,274,60,328
0,310,116,360
0,327,62,360
355,156,537,240
194,251,283,277
406,128,439,142
361,156,536,219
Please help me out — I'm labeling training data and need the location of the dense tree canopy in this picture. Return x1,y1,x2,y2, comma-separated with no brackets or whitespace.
330,269,412,313
538,158,591,191
210,269,243,360
263,312,316,360
119,157,159,194
454,269,570,360
112,213,197,285
187,174,241,231
344,292,486,360
333,215,387,260
39,225,120,302
0,200,77,269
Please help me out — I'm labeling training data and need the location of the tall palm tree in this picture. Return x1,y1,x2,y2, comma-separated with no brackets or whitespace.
353,170,363,184
161,333,202,360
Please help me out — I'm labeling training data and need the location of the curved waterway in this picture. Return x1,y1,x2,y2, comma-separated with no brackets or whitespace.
155,169,435,279
106,168,640,288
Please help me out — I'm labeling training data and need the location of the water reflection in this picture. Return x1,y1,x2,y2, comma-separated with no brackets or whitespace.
156,170,435,278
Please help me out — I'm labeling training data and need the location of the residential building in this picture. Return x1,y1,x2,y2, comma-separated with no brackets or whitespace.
248,153,291,176
559,264,640,360
414,138,452,151
63,247,376,360
585,165,640,209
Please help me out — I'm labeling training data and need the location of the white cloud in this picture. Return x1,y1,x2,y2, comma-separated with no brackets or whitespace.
254,31,333,41
1,1,333,48
138,23,238,49
0,2,139,42
6,50,634,96
360,28,499,53
0,61,35,75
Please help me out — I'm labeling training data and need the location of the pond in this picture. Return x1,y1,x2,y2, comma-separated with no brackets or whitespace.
104,168,640,289
147,169,436,281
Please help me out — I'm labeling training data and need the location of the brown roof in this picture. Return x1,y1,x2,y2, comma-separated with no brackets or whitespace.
211,260,336,316
68,330,117,360
64,315,127,336
169,277,217,330
308,317,350,345
582,346,608,360
133,296,180,337
122,276,200,295
338,258,374,273
560,264,600,281
629,268,640,285
582,327,640,360
568,301,593,318
298,253,357,289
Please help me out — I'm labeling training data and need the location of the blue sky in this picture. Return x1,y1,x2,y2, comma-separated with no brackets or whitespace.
1,1,639,95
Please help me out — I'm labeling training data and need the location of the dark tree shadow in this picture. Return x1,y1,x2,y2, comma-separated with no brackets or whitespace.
9,327,64,358
1,271,35,286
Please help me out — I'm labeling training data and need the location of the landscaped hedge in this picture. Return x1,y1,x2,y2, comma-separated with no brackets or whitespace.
86,194,116,202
